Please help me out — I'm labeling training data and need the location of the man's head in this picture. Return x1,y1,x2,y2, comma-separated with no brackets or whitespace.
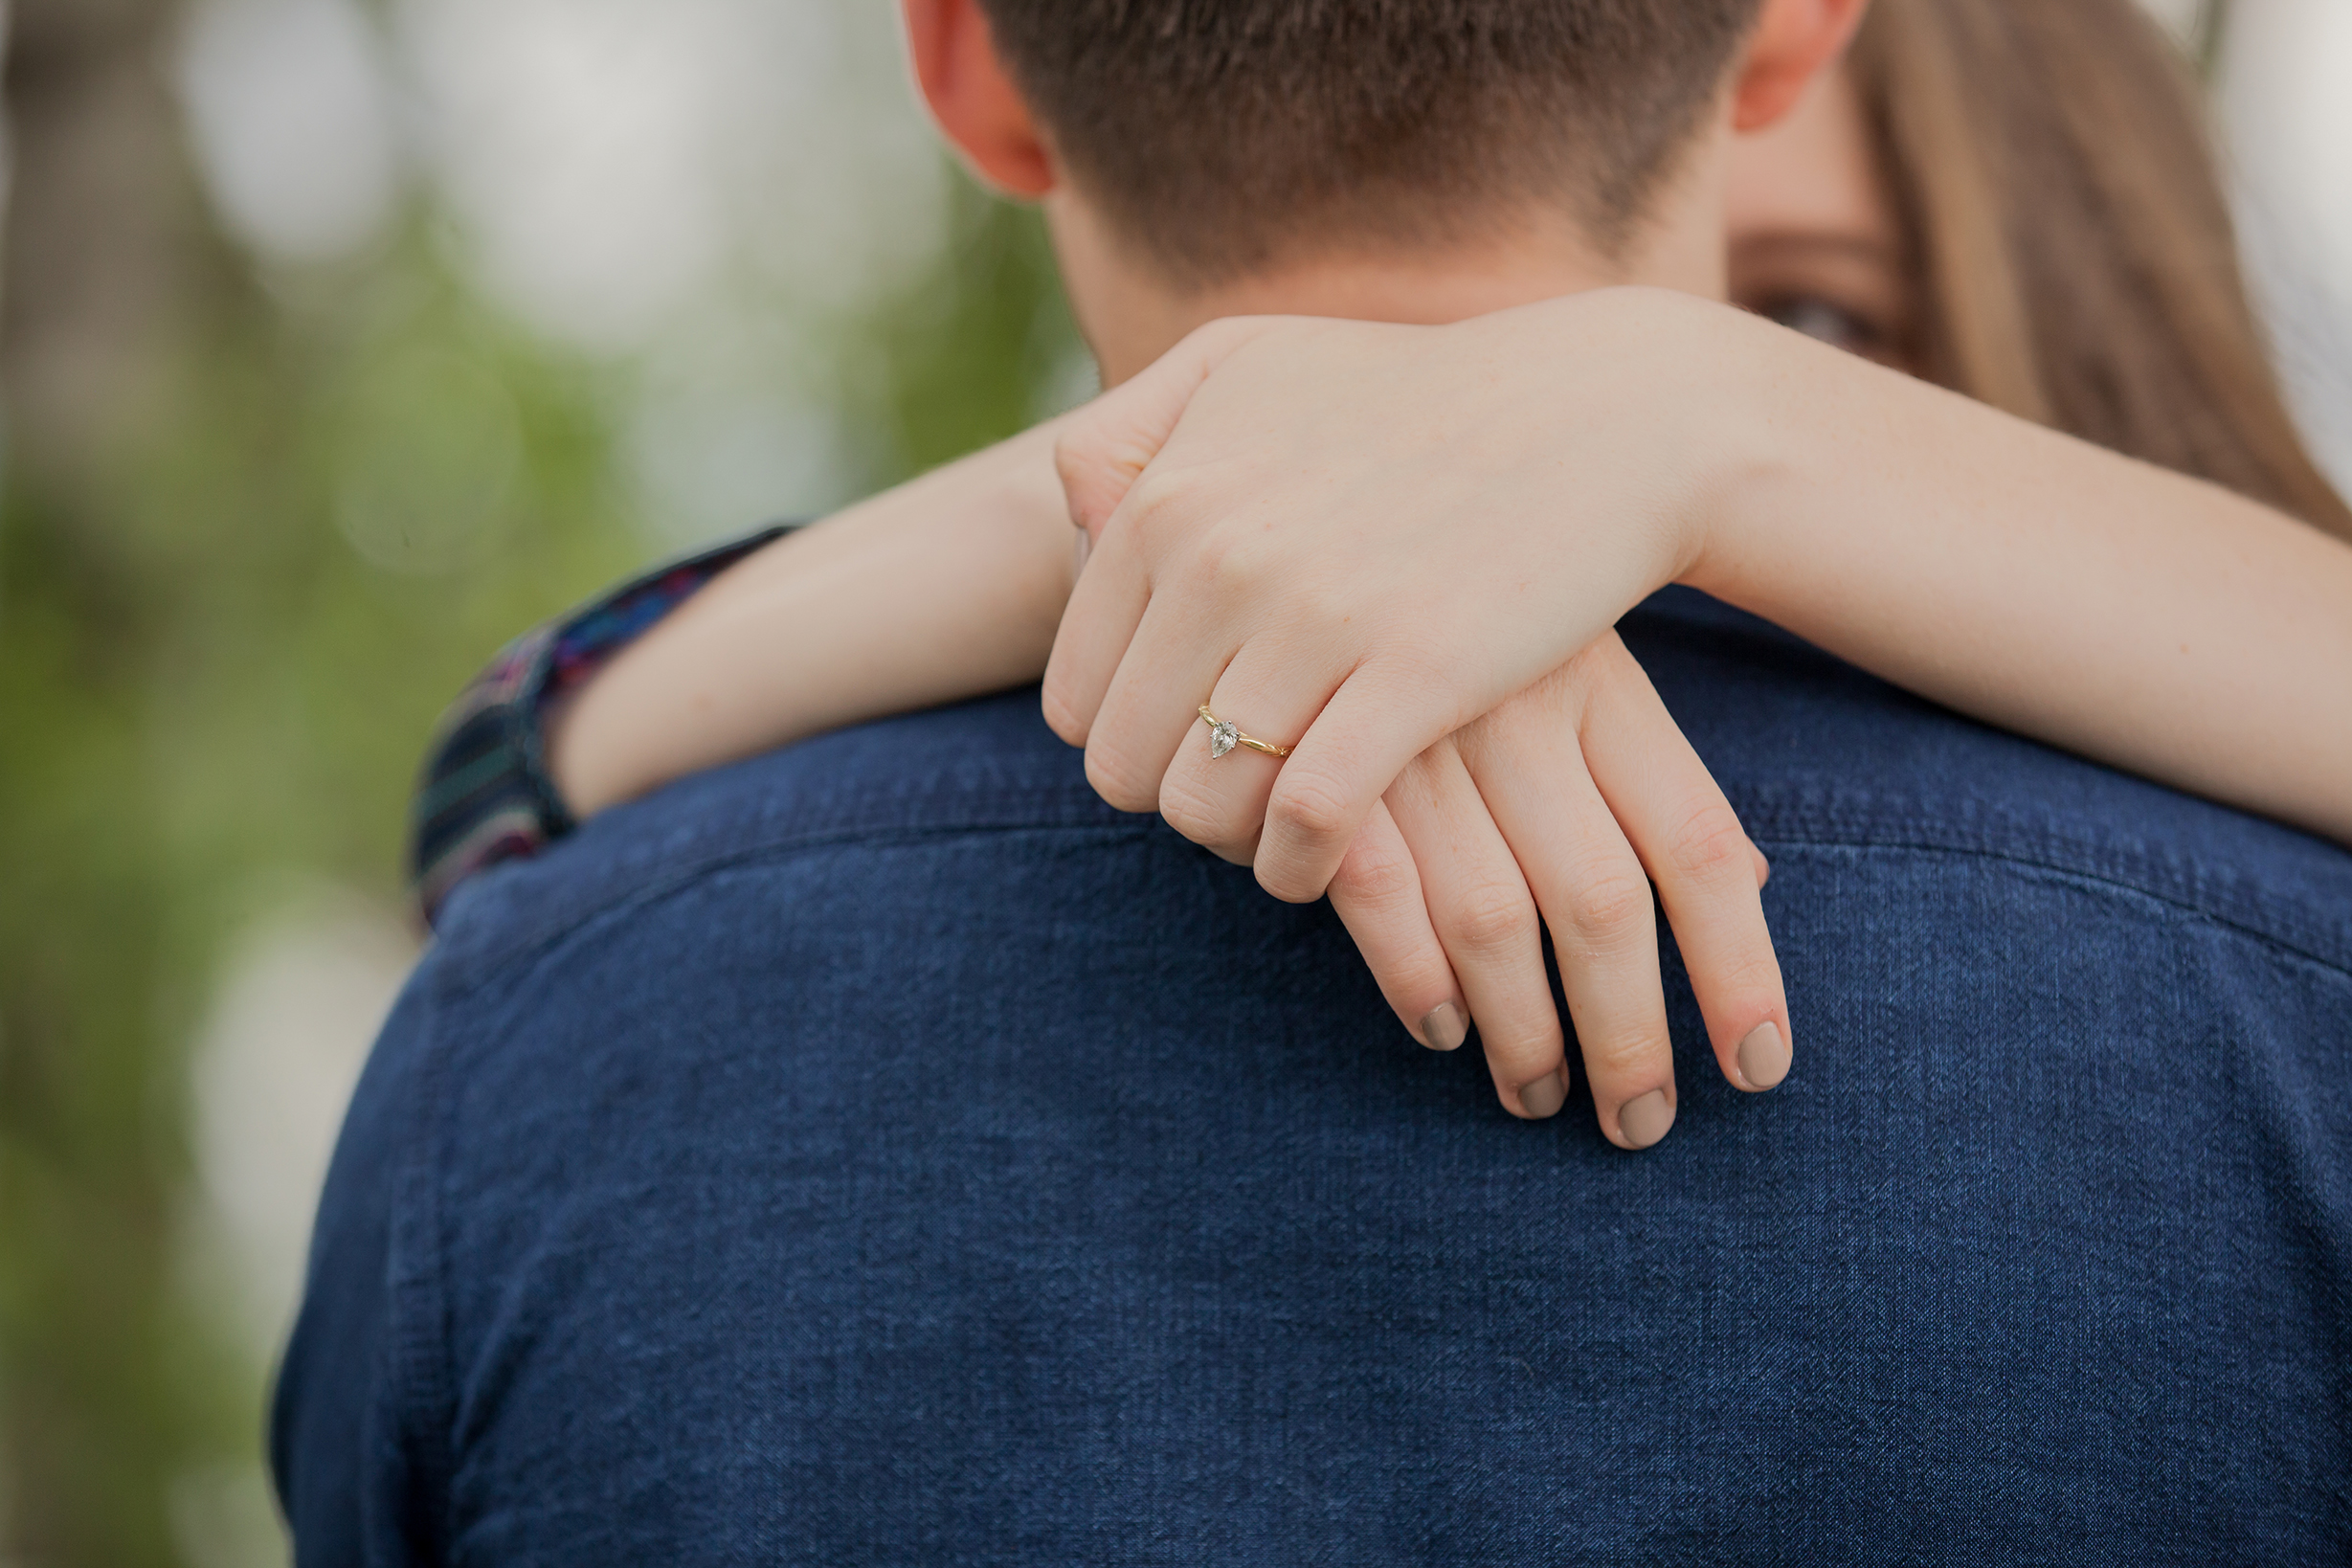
904,0,1869,378
966,0,1758,282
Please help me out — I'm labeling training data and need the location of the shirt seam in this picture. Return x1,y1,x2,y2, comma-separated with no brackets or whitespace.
434,812,2352,997
383,956,461,1560
1750,831,2352,983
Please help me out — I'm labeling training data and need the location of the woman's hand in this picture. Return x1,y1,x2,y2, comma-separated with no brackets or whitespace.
1050,282,2352,876
1316,633,1791,1146
1042,287,1773,905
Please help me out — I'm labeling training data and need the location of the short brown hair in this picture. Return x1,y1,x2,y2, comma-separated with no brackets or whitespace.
976,0,1763,284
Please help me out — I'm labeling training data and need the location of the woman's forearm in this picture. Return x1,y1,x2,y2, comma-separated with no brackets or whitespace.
549,420,1075,816
551,291,2352,849
1692,321,2352,844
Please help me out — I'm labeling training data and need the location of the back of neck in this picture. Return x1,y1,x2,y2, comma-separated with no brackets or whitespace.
1053,145,1730,385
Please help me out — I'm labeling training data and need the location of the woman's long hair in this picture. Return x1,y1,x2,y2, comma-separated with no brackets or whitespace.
1849,0,2352,538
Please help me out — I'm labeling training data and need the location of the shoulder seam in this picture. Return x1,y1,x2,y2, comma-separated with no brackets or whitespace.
434,808,2350,996
380,952,462,1553
1750,829,2352,983
435,815,1159,994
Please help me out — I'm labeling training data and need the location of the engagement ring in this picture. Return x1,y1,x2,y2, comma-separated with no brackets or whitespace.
1198,706,1292,759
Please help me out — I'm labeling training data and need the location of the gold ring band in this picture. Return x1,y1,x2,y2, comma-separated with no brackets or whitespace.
1199,706,1292,759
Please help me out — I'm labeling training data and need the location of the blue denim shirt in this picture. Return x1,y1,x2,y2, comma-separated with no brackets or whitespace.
274,589,2352,1565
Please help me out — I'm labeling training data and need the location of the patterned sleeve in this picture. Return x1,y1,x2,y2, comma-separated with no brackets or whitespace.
410,524,795,927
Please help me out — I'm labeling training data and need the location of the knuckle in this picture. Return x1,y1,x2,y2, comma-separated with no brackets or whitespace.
1039,680,1090,747
1481,1028,1564,1082
1333,840,1419,909
1575,628,1636,678
1155,770,1237,847
1580,1027,1669,1085
1049,427,1087,479
1083,745,1158,816
1266,772,1356,849
1050,434,1105,527
1126,467,1195,543
1663,800,1754,886
1444,877,1541,957
1195,529,1259,597
1255,858,1328,905
1559,633,1647,723
1558,866,1655,953
1559,636,1617,688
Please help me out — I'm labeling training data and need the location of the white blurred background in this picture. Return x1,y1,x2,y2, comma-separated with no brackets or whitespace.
172,0,2352,1557
176,1,2352,1559
0,0,2343,1560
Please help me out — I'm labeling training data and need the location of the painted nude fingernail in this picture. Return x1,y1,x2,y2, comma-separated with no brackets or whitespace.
1618,1089,1674,1150
1420,1002,1468,1052
1517,1069,1567,1120
1072,527,1091,577
1737,1021,1791,1090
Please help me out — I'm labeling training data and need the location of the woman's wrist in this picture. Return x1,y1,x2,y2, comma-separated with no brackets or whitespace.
1642,292,1829,611
1455,287,1793,616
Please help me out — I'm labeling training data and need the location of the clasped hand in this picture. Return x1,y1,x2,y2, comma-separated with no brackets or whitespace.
1042,290,1795,1148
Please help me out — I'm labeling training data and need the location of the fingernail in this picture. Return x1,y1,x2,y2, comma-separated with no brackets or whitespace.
1517,1068,1567,1120
1071,527,1091,577
1420,1002,1467,1052
1618,1089,1674,1150
1737,1020,1790,1090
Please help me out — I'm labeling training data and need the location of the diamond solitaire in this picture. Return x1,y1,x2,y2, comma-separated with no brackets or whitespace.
1197,706,1292,760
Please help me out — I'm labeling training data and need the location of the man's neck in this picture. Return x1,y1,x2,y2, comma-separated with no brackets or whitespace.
1051,140,1730,386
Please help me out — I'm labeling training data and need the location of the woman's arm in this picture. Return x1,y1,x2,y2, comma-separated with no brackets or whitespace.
1042,287,2352,911
416,409,1795,1141
1698,308,2352,846
547,418,1075,816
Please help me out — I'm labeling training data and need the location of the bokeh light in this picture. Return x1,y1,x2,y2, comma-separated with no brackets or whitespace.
0,0,2344,1561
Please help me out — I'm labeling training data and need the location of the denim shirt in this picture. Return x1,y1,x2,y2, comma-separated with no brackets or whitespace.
275,589,2352,1566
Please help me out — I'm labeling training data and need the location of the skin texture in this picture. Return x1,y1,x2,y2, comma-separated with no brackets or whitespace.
558,0,1866,1147
542,3,2352,1145
947,0,1852,1142
1046,289,2352,904
549,56,1916,827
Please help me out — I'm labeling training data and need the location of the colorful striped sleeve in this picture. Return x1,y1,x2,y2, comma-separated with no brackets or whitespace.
410,524,795,927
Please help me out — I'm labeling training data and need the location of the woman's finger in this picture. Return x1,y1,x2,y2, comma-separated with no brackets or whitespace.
1574,635,1793,1093
1324,800,1470,1051
1053,317,1288,537
1040,517,1153,750
1156,629,1356,866
1384,744,1570,1120
1456,674,1678,1151
1083,598,1251,817
1043,318,1295,748
1253,658,1467,903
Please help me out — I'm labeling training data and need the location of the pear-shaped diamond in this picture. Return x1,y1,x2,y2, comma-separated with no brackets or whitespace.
1209,720,1240,758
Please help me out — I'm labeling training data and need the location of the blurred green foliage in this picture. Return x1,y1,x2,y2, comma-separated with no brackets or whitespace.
0,72,1070,1557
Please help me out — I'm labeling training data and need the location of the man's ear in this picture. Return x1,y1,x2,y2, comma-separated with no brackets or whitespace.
901,0,1056,198
1732,0,1873,132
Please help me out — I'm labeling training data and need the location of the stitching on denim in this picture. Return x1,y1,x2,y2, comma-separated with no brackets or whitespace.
1724,791,2352,977
437,815,1159,993
436,804,2350,1003
437,785,1133,980
1743,833,2352,985
380,954,463,1554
